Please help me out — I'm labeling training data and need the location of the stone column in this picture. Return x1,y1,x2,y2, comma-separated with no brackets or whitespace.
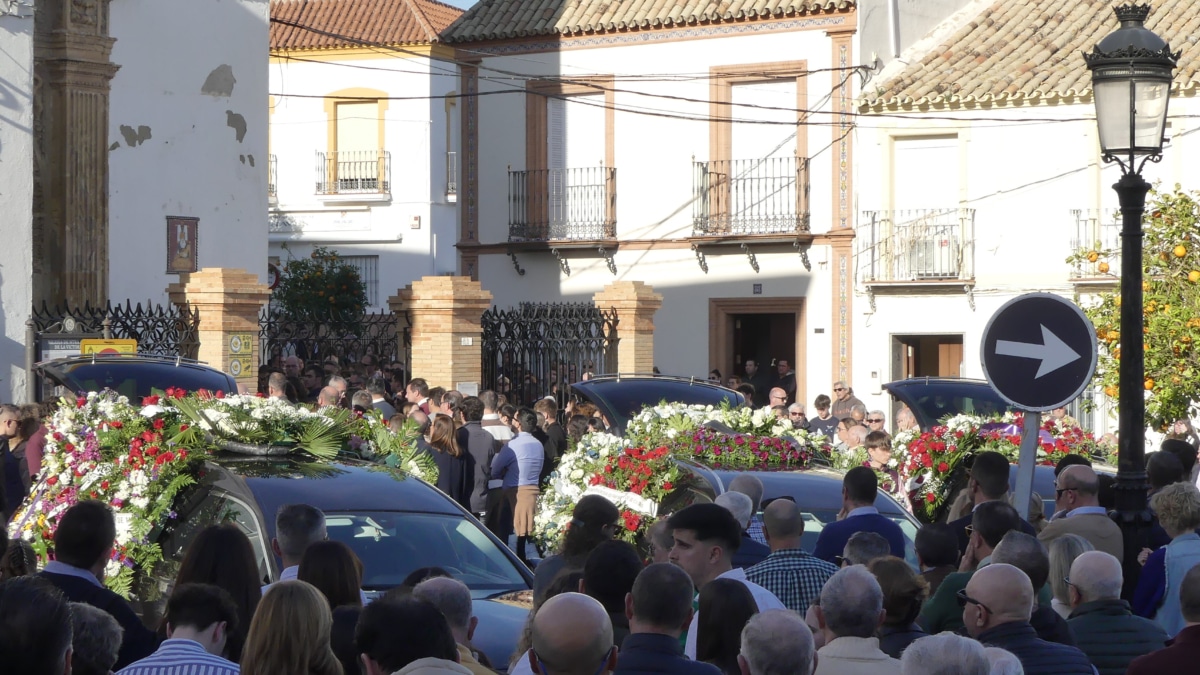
167,269,271,393
32,0,120,307
593,281,663,375
388,277,491,390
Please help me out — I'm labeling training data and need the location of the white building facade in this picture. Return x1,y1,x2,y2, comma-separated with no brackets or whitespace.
445,0,865,406
850,0,1200,436
267,0,463,309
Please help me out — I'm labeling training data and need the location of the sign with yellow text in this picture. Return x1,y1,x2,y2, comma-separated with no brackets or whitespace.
80,339,138,356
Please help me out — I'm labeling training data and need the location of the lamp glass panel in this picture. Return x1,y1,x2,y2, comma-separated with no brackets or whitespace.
1093,79,1132,154
1133,79,1170,151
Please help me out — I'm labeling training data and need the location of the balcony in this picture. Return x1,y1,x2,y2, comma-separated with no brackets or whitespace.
446,151,458,203
508,166,616,241
1070,209,1121,280
859,208,976,284
315,150,391,199
692,156,810,237
268,154,277,201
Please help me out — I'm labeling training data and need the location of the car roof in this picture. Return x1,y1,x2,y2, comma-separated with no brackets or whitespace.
708,467,914,517
882,378,1013,428
571,376,744,430
208,454,464,518
37,356,238,400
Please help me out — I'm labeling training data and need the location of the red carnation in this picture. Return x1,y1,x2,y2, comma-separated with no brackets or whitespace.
662,481,674,491
76,396,87,408
110,420,123,429
926,493,936,503
142,395,159,406
152,418,165,430
937,462,949,472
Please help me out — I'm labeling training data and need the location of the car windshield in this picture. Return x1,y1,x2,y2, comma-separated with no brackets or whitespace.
325,511,528,596
887,381,1015,428
42,360,234,401
576,380,742,430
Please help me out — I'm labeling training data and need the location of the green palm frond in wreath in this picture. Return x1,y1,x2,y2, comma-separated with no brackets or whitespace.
373,420,439,484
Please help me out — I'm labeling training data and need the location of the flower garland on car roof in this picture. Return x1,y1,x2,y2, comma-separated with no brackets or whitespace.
8,388,434,598
533,402,830,552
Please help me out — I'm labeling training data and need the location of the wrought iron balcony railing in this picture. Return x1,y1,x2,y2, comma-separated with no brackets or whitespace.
858,208,976,282
509,166,617,241
693,156,811,235
446,151,458,202
268,154,277,197
315,150,391,195
1070,209,1121,278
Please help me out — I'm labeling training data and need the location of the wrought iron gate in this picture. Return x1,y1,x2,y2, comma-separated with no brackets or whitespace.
259,305,400,368
481,302,618,408
31,302,201,358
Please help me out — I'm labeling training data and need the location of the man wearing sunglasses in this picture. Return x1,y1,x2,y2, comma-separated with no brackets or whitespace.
961,564,1096,675
947,452,1038,556
1038,465,1125,563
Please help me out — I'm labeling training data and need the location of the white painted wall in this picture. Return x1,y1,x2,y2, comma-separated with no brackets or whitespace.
108,0,270,304
268,53,460,307
851,97,1200,438
468,24,853,401
0,8,34,402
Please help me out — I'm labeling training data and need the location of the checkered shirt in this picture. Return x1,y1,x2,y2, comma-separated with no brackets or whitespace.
747,513,767,545
745,547,839,615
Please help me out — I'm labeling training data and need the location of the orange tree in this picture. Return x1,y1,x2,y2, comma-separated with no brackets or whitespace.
272,246,368,330
1069,187,1200,430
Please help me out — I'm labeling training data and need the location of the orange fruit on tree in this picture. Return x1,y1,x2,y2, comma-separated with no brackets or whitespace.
1175,244,1188,258
1144,281,1153,291
1189,270,1200,283
1087,251,1100,263
1098,262,1110,274
1104,385,1117,398
1145,378,1156,391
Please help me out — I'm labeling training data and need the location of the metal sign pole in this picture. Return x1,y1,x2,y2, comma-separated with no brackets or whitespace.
1013,410,1040,521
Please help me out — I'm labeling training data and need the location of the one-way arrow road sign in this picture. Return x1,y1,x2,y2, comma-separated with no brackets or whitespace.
980,293,1098,411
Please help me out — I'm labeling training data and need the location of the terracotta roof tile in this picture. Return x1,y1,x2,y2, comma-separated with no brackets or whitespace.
442,0,853,43
271,0,463,50
864,0,1200,108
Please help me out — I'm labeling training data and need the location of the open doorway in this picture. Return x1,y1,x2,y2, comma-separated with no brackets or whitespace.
733,314,796,375
709,298,806,404
892,334,963,379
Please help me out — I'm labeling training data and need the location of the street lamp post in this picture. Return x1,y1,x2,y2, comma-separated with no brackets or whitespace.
1084,3,1178,590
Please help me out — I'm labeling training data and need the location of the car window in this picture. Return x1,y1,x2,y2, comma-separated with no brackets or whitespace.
792,508,919,570
887,382,1015,428
156,487,272,584
325,511,528,596
43,361,235,401
577,381,742,429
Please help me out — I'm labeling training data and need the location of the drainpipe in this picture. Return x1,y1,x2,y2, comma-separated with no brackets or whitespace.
888,0,901,58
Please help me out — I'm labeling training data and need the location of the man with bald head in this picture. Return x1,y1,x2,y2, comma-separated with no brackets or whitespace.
1038,465,1124,562
739,610,815,675
747,498,837,615
1066,551,1167,675
316,385,340,408
529,593,618,675
412,577,494,675
961,564,1095,675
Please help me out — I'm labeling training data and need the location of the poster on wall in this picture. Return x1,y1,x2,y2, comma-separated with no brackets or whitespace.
166,216,199,274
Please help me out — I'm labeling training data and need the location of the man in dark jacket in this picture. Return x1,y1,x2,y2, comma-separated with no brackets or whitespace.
947,452,1038,556
456,396,498,519
964,564,1096,675
1067,551,1168,675
717,492,770,569
991,531,1077,646
813,467,905,564
534,398,567,485
1128,564,1200,674
613,563,721,675
37,500,158,670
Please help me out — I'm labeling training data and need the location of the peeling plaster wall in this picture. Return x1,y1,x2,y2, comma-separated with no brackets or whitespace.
0,11,35,401
108,0,269,305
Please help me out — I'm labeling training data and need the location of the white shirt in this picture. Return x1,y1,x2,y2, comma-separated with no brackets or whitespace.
684,567,785,659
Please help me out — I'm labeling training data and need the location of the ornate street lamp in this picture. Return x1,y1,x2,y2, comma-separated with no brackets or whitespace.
1083,3,1178,587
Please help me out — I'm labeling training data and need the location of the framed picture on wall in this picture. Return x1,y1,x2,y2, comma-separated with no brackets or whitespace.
166,216,199,274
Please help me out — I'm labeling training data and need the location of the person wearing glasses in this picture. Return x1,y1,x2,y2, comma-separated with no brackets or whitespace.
787,403,808,431
829,381,864,421
960,564,1095,675
947,452,1039,556
767,388,789,409
1037,465,1125,563
865,411,887,435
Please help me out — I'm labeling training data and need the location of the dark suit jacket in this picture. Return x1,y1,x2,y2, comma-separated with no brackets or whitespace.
1128,624,1200,675
39,570,159,670
458,422,498,513
812,512,906,564
539,422,567,484
614,633,724,675
948,508,1038,555
732,533,770,569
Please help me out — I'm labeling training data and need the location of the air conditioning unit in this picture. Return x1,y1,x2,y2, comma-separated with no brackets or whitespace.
908,236,959,279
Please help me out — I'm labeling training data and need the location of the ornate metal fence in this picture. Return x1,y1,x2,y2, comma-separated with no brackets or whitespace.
31,301,201,358
481,302,618,408
259,306,399,367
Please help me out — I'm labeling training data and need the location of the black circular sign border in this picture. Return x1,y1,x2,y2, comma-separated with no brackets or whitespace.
979,292,1099,412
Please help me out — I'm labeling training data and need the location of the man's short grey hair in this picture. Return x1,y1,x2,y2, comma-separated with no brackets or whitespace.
788,403,805,414
900,633,989,675
739,609,814,675
412,577,473,632
352,390,373,408
70,602,124,675
843,531,890,566
480,390,498,411
715,492,753,530
366,376,387,395
329,375,348,389
819,566,883,639
991,531,1050,590
275,503,326,558
268,372,288,393
1069,550,1124,602
726,474,765,513
869,410,885,420
847,426,869,445
983,647,1024,675
850,404,868,415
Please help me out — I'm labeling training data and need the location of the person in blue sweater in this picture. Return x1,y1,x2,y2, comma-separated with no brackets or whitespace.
813,466,905,564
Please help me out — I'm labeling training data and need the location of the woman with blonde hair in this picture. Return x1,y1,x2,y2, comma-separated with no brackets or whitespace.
0,403,40,519
1133,481,1200,636
429,414,473,510
868,556,929,658
241,580,342,675
1049,534,1094,619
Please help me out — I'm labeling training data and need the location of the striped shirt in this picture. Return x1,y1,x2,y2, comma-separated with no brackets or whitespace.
116,639,239,675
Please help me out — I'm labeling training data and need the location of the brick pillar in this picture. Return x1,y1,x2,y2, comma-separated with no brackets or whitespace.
388,276,492,390
168,268,271,393
593,281,663,375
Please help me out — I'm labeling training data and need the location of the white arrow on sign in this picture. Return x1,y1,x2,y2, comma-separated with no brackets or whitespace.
995,324,1082,378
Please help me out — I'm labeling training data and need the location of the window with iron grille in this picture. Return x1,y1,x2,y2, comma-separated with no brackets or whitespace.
339,255,379,307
